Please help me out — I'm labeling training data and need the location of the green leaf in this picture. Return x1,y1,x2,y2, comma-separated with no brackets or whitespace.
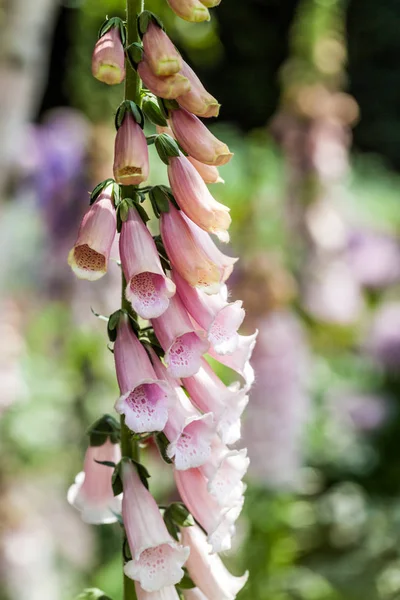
155,133,181,165
76,589,112,600
177,571,196,590
143,99,168,127
168,502,195,527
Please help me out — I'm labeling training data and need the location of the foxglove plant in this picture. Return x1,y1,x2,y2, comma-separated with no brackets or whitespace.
68,1,255,598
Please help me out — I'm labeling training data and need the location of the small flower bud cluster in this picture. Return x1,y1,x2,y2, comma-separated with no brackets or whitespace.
69,5,255,598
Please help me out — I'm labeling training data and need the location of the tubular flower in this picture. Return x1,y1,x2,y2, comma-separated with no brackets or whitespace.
181,524,249,600
177,62,220,118
170,108,233,166
188,157,224,184
68,439,122,524
143,22,182,76
160,203,237,294
122,460,190,591
166,0,210,22
183,359,248,445
174,467,244,553
182,590,208,600
209,331,258,392
151,292,209,378
150,349,215,470
135,583,181,600
92,26,125,85
114,315,173,433
168,155,231,242
120,207,175,319
174,270,245,355
138,58,190,99
68,185,116,281
200,439,250,506
113,113,149,185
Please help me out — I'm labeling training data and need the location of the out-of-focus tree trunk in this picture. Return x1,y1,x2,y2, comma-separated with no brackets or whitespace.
0,0,59,200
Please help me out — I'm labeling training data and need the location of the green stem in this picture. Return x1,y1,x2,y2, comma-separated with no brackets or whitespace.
121,1,144,598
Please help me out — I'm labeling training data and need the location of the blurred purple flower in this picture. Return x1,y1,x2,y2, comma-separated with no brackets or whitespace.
347,230,400,289
366,302,400,371
331,392,390,433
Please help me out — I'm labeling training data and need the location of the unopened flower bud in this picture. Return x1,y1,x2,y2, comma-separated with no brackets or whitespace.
177,61,220,118
143,22,182,76
113,114,149,185
138,58,190,99
188,157,224,183
167,0,210,22
92,27,125,85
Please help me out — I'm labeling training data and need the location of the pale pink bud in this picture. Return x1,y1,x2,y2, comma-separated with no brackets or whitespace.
143,23,182,76
174,467,244,553
68,439,121,524
151,293,209,378
120,207,175,319
92,27,125,85
170,108,233,166
188,156,224,184
209,331,258,392
114,316,173,433
166,0,210,22
183,590,208,600
150,350,215,470
174,270,245,355
177,62,220,118
122,460,189,591
183,359,248,445
160,204,237,294
200,439,249,506
168,155,231,242
138,58,190,99
135,583,181,600
181,524,249,600
68,186,116,281
114,114,149,185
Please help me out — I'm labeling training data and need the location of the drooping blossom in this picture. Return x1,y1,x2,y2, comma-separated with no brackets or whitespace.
177,62,220,118
142,22,182,76
160,203,237,294
68,185,116,281
122,460,189,591
138,58,190,99
170,108,232,166
68,439,121,524
151,292,209,378
181,524,248,600
174,270,244,355
184,359,248,445
92,26,125,85
120,207,175,318
114,315,173,433
149,348,215,470
135,583,181,600
182,590,207,600
175,467,244,553
168,155,231,242
113,113,149,185
209,331,258,391
200,438,249,505
188,157,224,184
166,0,210,22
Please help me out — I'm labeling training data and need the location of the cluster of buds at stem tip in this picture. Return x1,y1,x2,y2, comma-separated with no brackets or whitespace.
69,0,254,596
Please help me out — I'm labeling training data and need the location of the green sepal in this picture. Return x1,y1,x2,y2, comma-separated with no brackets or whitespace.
115,100,145,130
168,502,195,527
163,99,179,111
75,588,113,600
113,457,151,496
88,414,121,446
107,309,123,342
155,431,173,464
98,16,126,47
153,234,172,272
94,460,116,468
163,509,179,541
177,570,196,590
137,10,164,37
125,42,143,70
155,133,181,165
111,461,123,497
148,185,173,217
157,98,169,120
89,178,114,205
142,99,168,127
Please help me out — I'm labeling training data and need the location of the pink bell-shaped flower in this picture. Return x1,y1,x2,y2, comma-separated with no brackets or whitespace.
174,270,245,355
143,22,182,76
209,331,258,392
170,108,233,166
92,26,125,85
188,156,224,184
122,460,190,591
113,113,149,186
138,58,190,99
135,583,181,599
120,207,175,319
68,439,121,524
177,61,220,118
182,590,208,600
68,185,116,281
114,315,173,433
160,204,237,294
166,0,210,22
168,155,231,242
200,439,249,506
181,524,249,600
151,293,209,378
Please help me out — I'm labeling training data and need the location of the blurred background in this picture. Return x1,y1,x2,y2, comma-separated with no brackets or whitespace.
1,0,400,598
